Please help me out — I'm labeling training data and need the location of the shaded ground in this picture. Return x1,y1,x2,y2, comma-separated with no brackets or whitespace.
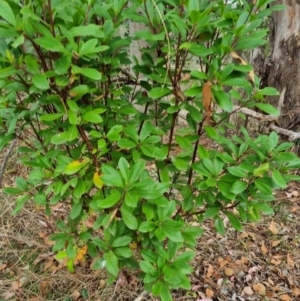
1,143,300,301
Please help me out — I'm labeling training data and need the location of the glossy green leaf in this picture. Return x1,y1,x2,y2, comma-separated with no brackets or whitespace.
0,1,16,26
272,169,287,188
32,74,49,90
104,251,119,276
98,190,122,209
82,111,103,123
35,37,65,52
225,212,242,231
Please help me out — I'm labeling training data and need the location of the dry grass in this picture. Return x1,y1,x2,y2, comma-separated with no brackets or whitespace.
1,141,300,301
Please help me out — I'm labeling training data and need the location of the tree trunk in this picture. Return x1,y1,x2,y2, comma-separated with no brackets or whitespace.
252,0,300,130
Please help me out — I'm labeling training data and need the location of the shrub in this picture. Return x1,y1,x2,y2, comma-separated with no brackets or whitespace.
0,0,297,300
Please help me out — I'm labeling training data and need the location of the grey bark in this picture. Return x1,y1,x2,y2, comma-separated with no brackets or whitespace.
252,0,300,130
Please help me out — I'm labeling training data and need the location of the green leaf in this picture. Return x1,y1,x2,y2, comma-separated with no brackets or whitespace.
139,221,156,233
268,131,278,152
98,190,122,209
54,55,71,75
204,126,219,140
125,190,138,207
0,66,17,78
259,87,279,96
35,37,65,52
230,180,247,194
254,178,273,195
105,251,119,276
32,74,49,90
255,103,280,116
160,282,172,301
140,261,157,274
70,202,82,219
0,1,16,26
253,163,269,177
40,113,64,122
51,132,69,145
149,87,172,98
227,166,247,178
214,216,225,235
34,193,46,205
121,204,138,230
118,157,129,184
253,202,274,215
223,77,250,87
111,236,132,248
117,139,136,149
82,111,103,123
80,68,102,80
70,24,104,37
12,194,30,215
213,90,233,112
161,220,184,242
172,157,188,171
272,169,287,188
102,164,124,187
225,212,242,231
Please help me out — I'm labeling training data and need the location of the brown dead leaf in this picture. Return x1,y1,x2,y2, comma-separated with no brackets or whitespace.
269,220,279,234
11,281,20,290
242,286,254,296
206,265,214,278
287,253,294,268
202,82,214,126
224,268,234,276
44,257,54,271
271,257,282,265
253,283,266,295
280,294,293,301
231,51,255,83
239,232,249,239
272,240,281,247
206,288,214,298
0,264,7,272
40,280,50,296
71,291,81,300
2,291,15,300
261,242,268,254
218,257,228,268
292,287,300,297
38,232,47,238
99,279,106,288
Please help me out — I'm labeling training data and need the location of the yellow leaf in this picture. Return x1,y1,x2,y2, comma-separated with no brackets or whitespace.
93,171,103,189
64,158,90,175
74,245,88,264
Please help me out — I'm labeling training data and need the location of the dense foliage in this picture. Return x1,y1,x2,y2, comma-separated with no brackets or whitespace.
0,0,298,300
